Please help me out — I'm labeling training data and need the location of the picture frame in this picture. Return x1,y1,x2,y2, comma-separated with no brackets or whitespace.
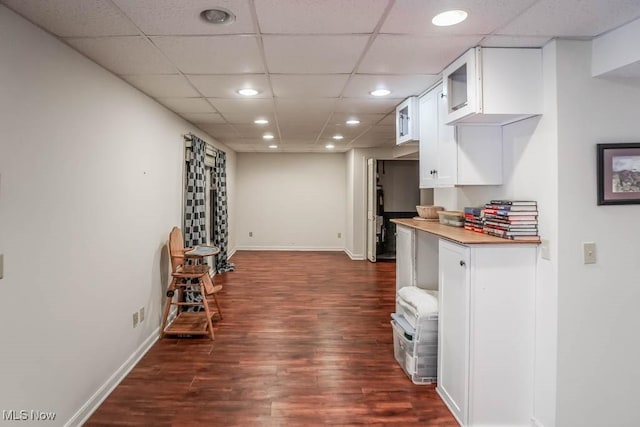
597,143,640,205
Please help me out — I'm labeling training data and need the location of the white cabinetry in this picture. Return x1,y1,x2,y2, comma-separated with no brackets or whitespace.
419,83,502,189
443,47,542,125
396,96,419,144
437,239,536,427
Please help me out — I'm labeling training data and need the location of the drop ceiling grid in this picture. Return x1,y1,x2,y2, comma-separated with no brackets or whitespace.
5,0,640,152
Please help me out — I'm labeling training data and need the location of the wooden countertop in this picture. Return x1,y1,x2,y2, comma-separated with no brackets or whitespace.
391,218,540,245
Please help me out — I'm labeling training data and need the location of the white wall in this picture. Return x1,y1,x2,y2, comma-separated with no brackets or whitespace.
555,40,640,427
433,41,560,427
235,153,346,250
378,160,420,212
0,6,235,425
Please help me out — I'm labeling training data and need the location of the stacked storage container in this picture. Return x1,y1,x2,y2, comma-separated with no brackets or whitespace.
391,287,438,384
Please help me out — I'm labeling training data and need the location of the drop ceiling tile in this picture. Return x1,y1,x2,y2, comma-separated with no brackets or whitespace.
188,75,272,98
3,0,139,37
382,0,537,35
111,0,254,35
497,0,640,37
358,35,481,74
66,36,178,75
336,97,403,114
198,123,240,138
151,36,264,74
156,97,214,113
223,111,276,125
329,112,386,126
122,74,200,97
279,126,322,141
275,98,335,125
180,112,226,124
275,98,337,114
208,98,274,114
263,35,369,73
350,137,389,148
378,113,396,125
270,75,350,98
320,124,362,139
343,74,439,99
231,125,279,139
255,0,389,34
277,111,331,126
479,35,553,48
368,124,395,135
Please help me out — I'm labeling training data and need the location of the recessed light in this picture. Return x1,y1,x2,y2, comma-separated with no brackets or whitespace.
432,10,468,27
254,118,269,125
200,8,235,25
370,89,391,97
237,88,259,96
333,135,344,140
326,143,335,149
346,119,360,125
268,144,278,149
263,133,274,140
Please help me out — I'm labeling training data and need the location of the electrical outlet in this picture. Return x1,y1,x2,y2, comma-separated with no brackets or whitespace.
132,312,139,328
337,232,341,238
249,231,253,237
139,307,145,323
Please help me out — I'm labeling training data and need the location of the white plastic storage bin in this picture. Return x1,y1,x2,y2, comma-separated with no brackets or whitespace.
391,319,438,384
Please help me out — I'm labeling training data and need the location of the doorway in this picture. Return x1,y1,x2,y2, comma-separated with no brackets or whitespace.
366,159,431,261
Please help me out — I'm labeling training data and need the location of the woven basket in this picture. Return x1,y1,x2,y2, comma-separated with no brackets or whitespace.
416,205,444,219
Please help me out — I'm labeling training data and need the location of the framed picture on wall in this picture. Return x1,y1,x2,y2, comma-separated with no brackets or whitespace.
597,143,640,205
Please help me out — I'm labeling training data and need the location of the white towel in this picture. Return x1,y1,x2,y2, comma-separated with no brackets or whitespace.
397,287,439,316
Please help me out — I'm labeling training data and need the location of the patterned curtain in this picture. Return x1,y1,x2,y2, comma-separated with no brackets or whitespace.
184,135,207,247
213,150,235,273
184,135,207,308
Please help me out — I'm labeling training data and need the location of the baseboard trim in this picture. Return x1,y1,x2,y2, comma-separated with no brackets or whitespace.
344,248,366,260
227,247,237,259
65,328,160,427
235,245,344,252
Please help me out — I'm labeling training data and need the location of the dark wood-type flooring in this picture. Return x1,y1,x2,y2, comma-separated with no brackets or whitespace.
86,251,457,426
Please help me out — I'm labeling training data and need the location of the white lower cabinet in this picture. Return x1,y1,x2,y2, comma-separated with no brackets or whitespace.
437,240,470,423
437,239,536,426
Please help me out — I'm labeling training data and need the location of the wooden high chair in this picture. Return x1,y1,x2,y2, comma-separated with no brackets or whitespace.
161,227,223,340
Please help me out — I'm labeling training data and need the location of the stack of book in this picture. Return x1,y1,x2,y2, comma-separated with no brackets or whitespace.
483,200,539,241
463,207,484,233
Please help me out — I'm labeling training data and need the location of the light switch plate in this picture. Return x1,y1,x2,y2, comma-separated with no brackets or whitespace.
583,242,596,264
540,239,550,260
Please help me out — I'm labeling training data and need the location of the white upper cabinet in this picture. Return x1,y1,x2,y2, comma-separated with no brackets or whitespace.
396,96,419,145
442,47,542,125
419,83,502,189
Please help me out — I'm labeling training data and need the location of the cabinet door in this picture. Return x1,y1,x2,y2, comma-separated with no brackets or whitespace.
395,225,414,293
419,89,438,188
396,97,419,144
437,240,470,425
434,87,457,187
443,47,480,124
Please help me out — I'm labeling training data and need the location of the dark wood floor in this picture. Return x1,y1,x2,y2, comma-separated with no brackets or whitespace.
87,251,457,426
